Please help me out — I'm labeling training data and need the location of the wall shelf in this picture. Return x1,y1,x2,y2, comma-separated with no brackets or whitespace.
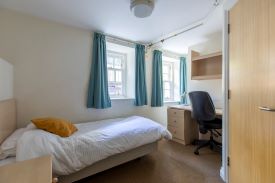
191,74,222,80
191,50,222,80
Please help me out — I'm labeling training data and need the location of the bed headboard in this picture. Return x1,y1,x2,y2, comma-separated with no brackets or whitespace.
0,99,16,144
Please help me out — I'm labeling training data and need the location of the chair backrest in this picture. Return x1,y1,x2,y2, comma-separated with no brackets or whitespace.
188,91,216,121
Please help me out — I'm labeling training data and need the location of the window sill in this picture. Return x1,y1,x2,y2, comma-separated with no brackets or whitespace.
111,98,134,101
164,101,180,104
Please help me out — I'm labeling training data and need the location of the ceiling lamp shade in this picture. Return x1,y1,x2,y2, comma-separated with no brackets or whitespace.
131,0,155,18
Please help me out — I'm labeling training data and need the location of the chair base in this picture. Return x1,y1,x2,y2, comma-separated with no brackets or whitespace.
193,137,222,155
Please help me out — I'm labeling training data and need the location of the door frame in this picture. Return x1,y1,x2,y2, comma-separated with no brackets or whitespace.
221,9,229,182
222,1,239,182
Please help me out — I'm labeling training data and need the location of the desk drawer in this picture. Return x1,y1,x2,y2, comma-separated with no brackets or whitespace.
168,125,184,140
168,108,185,118
168,117,184,128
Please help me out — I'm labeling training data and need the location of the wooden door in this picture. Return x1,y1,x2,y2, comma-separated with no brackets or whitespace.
229,0,275,182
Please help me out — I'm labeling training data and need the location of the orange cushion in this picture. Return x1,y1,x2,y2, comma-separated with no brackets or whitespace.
32,117,78,137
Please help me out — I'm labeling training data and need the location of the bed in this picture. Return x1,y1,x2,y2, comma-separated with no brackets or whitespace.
0,99,171,183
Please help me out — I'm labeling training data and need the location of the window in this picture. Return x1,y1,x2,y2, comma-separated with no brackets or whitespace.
107,51,126,98
163,61,174,101
162,56,180,102
106,41,135,99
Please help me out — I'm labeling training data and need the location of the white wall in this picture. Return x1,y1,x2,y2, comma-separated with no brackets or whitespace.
0,8,222,128
0,58,13,101
0,9,173,127
187,32,223,108
186,32,223,142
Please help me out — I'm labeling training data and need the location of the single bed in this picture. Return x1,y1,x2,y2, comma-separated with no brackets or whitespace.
0,157,16,166
0,99,171,183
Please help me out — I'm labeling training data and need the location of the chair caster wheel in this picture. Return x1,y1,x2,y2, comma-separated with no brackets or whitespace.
194,151,199,155
210,145,214,150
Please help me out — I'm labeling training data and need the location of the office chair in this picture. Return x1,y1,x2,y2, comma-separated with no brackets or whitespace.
188,91,222,155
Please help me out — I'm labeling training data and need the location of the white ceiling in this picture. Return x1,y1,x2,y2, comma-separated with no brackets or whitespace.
0,0,223,54
160,4,223,54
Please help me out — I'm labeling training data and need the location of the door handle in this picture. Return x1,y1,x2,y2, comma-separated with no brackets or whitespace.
258,106,275,112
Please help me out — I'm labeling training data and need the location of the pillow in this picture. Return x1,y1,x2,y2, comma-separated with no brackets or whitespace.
26,123,36,130
31,117,78,137
0,128,27,160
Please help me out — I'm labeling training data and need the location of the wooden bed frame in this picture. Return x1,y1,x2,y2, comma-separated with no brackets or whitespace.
58,142,157,183
0,99,158,183
0,99,16,144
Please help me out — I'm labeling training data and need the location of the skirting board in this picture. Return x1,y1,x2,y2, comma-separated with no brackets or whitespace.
58,141,158,183
220,166,225,182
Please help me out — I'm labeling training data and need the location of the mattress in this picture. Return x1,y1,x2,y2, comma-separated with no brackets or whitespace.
16,116,171,175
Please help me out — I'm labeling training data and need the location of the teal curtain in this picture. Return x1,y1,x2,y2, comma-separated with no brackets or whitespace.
180,57,187,104
151,50,163,107
135,44,148,106
87,32,111,109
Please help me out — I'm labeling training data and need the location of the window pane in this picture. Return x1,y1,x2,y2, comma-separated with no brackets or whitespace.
108,83,123,97
163,60,175,101
115,83,123,96
116,70,122,82
108,70,115,82
108,83,116,96
107,57,114,68
106,50,127,98
163,65,169,74
164,82,170,90
164,90,171,99
114,58,122,69
163,73,169,81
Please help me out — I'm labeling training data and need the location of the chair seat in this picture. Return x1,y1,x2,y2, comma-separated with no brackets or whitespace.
201,118,222,129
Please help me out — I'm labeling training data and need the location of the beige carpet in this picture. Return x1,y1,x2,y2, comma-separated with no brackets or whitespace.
77,140,224,183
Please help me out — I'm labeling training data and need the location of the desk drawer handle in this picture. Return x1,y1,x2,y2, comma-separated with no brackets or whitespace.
259,106,275,112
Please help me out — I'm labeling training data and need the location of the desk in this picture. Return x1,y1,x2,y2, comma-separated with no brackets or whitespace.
167,105,223,145
169,105,223,116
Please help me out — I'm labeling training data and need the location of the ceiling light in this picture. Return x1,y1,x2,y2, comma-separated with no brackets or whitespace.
130,0,155,18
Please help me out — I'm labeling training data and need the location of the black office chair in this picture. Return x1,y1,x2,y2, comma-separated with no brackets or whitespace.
188,91,222,155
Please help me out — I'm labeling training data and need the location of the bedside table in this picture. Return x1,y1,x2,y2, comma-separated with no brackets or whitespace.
0,156,52,183
167,106,198,145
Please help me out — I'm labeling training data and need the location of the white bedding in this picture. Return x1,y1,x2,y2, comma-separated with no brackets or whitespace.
0,157,16,167
16,116,171,175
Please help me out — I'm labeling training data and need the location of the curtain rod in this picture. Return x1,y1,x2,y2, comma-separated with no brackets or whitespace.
95,30,146,47
103,22,203,49
105,34,146,47
147,22,204,48
147,0,220,48
98,0,220,51
162,49,187,58
105,33,185,57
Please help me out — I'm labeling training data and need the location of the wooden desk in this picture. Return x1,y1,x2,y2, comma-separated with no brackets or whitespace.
167,105,223,145
169,105,223,116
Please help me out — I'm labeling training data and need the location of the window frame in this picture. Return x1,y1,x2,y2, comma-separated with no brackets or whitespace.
162,60,175,102
106,50,127,99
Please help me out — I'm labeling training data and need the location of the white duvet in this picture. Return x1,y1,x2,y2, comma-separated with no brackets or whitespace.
16,116,171,175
